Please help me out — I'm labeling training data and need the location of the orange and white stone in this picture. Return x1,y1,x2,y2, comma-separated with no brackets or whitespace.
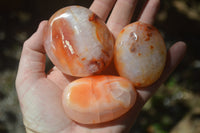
62,75,137,124
114,21,167,87
44,6,114,77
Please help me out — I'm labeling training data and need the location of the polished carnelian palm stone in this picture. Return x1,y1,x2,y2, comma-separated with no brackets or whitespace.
62,75,137,124
44,6,114,77
114,21,167,87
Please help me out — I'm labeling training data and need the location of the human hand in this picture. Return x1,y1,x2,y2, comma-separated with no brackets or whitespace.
16,0,186,133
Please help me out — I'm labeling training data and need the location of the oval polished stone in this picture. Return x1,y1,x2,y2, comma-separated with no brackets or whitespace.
62,75,137,124
114,21,167,87
44,6,114,77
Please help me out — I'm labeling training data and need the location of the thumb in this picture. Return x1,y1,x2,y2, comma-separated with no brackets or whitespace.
16,21,48,89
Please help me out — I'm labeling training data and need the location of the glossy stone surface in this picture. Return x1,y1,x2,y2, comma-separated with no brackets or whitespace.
62,75,137,124
114,21,167,87
44,6,114,77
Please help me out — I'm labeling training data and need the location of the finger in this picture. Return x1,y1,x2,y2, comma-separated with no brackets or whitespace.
139,0,160,24
16,21,48,87
159,41,187,84
89,0,117,21
138,41,187,103
107,0,138,37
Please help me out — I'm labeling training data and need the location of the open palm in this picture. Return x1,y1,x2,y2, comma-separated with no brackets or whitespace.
16,0,186,133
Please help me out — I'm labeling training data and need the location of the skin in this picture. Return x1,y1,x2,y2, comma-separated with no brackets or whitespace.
15,0,187,133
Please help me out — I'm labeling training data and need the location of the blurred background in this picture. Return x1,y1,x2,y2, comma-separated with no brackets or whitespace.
0,0,200,132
